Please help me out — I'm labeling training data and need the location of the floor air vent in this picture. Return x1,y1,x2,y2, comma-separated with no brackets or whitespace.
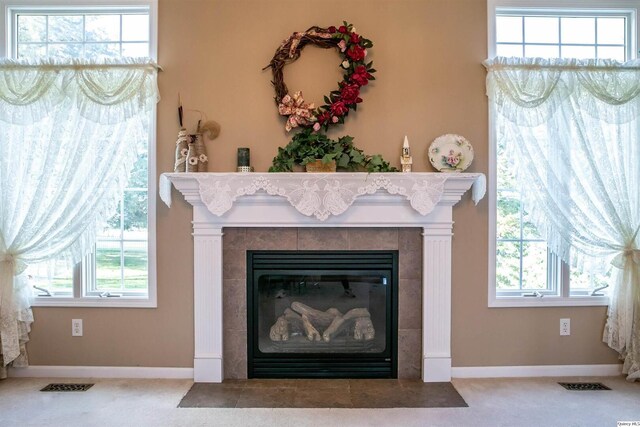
40,383,94,392
558,382,611,391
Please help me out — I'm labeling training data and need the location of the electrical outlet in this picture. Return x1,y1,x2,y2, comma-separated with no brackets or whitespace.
72,319,83,337
560,318,570,336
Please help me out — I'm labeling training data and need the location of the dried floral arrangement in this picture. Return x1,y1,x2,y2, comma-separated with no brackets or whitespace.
264,22,396,172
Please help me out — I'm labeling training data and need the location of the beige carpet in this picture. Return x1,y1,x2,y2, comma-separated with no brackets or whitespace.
0,376,639,426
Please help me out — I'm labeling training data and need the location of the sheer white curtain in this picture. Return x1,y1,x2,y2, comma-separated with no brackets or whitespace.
485,57,640,380
0,58,159,378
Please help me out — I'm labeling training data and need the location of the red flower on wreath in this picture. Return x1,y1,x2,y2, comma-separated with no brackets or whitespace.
330,101,349,116
347,45,366,61
340,83,362,105
350,65,372,87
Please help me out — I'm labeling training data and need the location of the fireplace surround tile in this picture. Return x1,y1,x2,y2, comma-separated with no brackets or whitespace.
297,228,349,250
398,279,422,330
399,227,422,251
223,227,422,379
347,228,399,250
222,280,246,332
246,228,298,250
398,329,422,379
399,250,422,280
222,248,246,280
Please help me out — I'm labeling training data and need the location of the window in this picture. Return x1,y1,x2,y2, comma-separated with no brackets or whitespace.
4,1,158,307
488,0,636,307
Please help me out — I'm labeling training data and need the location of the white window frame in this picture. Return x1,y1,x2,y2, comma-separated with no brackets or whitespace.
0,0,158,308
487,0,639,307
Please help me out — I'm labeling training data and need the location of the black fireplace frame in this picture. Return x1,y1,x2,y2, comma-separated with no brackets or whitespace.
247,250,399,379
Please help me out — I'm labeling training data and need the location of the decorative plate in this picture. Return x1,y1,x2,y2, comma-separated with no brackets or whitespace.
428,134,474,172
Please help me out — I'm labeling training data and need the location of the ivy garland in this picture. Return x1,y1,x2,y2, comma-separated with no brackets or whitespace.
264,22,376,132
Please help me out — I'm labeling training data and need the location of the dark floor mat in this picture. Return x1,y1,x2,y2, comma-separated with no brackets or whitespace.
178,379,468,408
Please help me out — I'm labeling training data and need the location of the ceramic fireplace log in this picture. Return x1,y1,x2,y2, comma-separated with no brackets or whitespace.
269,316,290,341
290,302,338,327
301,314,322,341
322,308,372,342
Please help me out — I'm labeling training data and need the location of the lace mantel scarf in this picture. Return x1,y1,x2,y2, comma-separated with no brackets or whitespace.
160,173,486,220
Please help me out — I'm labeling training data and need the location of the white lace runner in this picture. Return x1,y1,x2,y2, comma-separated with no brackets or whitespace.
160,173,485,220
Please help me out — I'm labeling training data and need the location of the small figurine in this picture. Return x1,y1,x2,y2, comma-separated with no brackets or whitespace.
400,135,413,172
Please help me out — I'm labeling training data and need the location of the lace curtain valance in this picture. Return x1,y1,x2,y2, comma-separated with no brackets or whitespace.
485,56,640,380
0,58,160,378
0,58,160,125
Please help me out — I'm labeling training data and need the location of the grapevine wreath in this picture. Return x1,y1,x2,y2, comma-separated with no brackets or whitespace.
265,22,395,172
264,22,375,132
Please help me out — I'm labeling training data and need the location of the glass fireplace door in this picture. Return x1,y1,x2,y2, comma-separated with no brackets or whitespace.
247,251,398,378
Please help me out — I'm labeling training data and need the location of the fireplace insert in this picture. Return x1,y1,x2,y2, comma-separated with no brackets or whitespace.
247,250,398,378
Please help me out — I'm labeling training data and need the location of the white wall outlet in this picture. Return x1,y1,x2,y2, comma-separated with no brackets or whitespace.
560,318,570,336
72,319,83,337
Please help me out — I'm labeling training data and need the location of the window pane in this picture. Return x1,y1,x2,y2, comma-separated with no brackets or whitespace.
123,191,148,237
122,42,149,57
48,43,83,58
96,241,122,290
48,15,83,42
521,242,548,290
496,242,521,289
497,16,522,43
524,17,559,44
497,191,520,239
122,14,149,41
522,204,542,239
102,207,122,239
597,46,625,61
26,258,73,294
496,44,523,57
597,17,625,45
525,44,560,58
123,241,147,291
85,15,120,41
561,17,595,45
562,45,596,59
17,43,46,58
17,15,46,42
85,43,120,59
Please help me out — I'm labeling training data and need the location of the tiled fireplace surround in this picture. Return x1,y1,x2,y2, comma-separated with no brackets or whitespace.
160,172,483,383
222,227,423,379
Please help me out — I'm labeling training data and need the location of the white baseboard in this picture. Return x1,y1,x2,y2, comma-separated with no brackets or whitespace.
8,365,194,379
451,364,622,378
7,364,622,380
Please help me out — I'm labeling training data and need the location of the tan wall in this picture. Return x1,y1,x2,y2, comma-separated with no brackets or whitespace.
27,0,618,368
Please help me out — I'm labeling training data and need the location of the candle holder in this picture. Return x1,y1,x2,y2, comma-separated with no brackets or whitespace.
237,147,252,172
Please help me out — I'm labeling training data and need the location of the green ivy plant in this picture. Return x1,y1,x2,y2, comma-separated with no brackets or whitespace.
269,128,397,172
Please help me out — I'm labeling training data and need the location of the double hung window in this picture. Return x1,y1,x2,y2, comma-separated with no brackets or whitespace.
3,1,157,307
488,0,637,306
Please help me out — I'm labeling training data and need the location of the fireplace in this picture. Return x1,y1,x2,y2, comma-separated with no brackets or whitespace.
159,172,485,382
247,250,398,378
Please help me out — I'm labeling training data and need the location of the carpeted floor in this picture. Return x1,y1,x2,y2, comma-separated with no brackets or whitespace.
178,379,467,408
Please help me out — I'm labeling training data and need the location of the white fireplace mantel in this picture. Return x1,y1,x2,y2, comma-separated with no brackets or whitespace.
160,172,485,382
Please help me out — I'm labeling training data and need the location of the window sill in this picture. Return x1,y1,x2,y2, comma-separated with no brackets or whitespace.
32,296,157,308
489,295,609,308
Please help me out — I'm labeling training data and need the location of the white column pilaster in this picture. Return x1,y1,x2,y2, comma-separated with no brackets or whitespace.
192,224,224,382
422,220,453,382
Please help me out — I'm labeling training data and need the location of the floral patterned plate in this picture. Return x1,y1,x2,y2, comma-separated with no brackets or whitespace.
428,134,474,172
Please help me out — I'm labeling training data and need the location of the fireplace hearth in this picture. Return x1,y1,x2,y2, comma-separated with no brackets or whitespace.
247,251,398,378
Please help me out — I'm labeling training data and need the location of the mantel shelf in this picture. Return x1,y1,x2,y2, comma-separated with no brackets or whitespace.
160,172,485,225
